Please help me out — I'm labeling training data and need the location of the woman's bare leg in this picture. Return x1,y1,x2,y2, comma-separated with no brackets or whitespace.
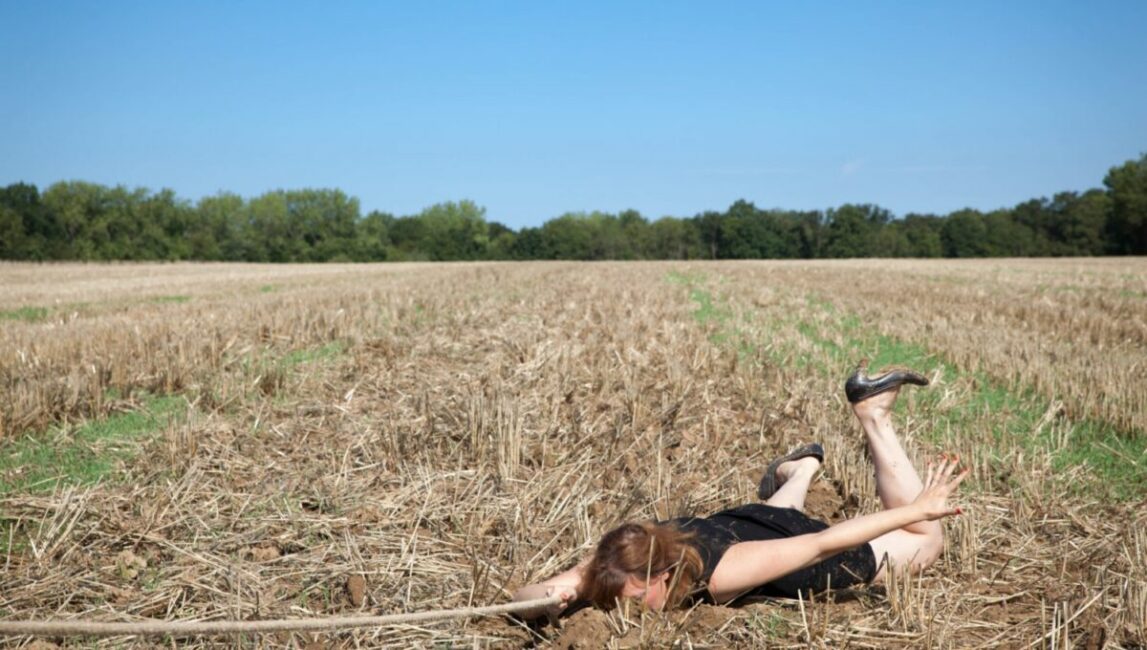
852,387,944,579
763,456,821,510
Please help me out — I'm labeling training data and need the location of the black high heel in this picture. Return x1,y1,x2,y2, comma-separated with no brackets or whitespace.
758,443,825,500
844,359,929,404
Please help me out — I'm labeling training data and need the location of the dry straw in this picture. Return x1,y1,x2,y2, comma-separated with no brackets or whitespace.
2,260,1144,648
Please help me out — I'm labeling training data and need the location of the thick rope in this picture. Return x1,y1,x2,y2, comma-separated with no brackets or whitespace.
0,595,561,637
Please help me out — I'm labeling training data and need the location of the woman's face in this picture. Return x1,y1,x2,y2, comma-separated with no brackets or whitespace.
621,572,670,609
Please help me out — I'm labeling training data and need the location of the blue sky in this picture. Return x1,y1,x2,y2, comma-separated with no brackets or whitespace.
2,1,1145,229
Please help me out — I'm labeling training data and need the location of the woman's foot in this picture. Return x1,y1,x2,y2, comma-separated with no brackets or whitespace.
776,455,821,483
845,360,929,404
851,386,901,423
758,443,824,499
761,452,822,510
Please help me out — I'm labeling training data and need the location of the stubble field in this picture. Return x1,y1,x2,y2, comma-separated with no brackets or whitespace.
1,259,1145,648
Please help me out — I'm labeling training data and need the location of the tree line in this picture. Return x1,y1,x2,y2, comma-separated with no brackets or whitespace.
2,155,1144,262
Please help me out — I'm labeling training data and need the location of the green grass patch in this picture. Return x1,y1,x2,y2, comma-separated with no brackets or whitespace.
664,274,1144,501
747,610,792,638
666,273,771,356
234,341,349,401
1052,421,1146,499
785,295,1143,501
150,294,192,304
259,284,278,293
282,341,345,368
663,270,736,341
0,395,185,496
665,269,707,286
0,306,51,322
689,288,732,327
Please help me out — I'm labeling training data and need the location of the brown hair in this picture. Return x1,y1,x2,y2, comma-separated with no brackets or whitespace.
579,521,703,610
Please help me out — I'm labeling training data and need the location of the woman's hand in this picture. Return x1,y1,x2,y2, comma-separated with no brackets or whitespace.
512,582,579,621
913,454,970,521
545,585,578,616
513,561,586,621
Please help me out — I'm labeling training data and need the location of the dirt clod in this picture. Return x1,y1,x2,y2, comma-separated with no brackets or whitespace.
346,574,366,607
251,544,281,562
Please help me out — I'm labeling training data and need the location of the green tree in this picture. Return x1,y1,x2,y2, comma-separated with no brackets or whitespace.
485,221,516,260
898,214,943,257
386,215,427,260
793,211,824,258
193,193,245,260
509,226,544,260
0,183,51,259
648,216,701,259
42,181,114,260
1103,154,1147,254
940,209,989,257
245,192,294,261
872,220,912,257
285,189,361,261
415,200,489,260
0,204,25,259
537,213,594,259
978,209,1029,256
355,210,392,261
695,210,723,259
720,200,774,259
1044,190,1109,255
618,209,649,259
824,204,891,258
584,211,628,260
1006,199,1053,256
139,188,192,260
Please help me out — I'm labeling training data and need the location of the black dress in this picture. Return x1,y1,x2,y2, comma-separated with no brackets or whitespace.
668,504,878,601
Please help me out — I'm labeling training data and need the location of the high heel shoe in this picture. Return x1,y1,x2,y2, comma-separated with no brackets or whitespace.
844,359,929,404
758,442,824,500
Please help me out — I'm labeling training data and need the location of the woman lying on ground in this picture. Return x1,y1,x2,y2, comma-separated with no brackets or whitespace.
512,362,969,618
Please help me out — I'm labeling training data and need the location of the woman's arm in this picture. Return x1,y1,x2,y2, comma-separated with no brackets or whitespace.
511,562,585,621
709,457,966,603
